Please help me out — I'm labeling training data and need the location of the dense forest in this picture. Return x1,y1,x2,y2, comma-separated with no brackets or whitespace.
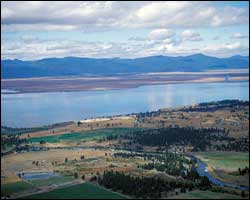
99,170,210,198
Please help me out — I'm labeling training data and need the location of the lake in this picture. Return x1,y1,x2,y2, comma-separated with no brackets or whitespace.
1,81,249,127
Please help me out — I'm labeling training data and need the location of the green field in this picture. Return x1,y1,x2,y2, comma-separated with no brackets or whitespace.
2,181,34,196
196,151,249,171
28,176,74,187
28,128,139,143
170,190,246,199
24,182,128,199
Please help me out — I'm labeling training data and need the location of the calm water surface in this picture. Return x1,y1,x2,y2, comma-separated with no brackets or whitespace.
1,82,249,127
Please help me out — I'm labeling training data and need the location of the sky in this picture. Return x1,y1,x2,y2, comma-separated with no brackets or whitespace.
1,1,249,60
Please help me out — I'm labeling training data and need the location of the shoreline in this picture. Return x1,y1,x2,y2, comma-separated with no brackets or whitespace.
2,99,248,138
1,76,249,94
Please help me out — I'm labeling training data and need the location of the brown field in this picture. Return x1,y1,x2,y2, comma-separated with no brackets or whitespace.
21,116,135,139
2,70,249,93
21,102,249,140
1,148,149,185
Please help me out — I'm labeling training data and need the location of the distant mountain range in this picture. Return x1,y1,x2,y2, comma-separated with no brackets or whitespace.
1,54,249,78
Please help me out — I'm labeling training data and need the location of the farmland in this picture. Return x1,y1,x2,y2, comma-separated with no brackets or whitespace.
170,190,248,199
1,100,249,199
28,128,139,143
1,181,34,196
24,182,128,199
196,152,249,171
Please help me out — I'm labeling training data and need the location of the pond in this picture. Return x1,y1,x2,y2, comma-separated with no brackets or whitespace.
20,172,61,180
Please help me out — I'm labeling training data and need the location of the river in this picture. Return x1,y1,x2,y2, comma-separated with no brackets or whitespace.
192,156,250,191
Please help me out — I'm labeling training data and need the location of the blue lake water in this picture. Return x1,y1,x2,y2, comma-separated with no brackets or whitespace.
1,81,249,127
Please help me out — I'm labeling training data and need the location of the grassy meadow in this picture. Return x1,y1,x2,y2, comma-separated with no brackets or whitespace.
169,190,248,199
24,182,128,199
196,151,249,171
28,128,139,143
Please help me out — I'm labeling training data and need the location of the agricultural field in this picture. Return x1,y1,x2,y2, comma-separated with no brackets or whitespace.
1,101,249,199
28,128,139,143
24,182,128,199
1,181,34,196
170,190,248,199
196,152,249,171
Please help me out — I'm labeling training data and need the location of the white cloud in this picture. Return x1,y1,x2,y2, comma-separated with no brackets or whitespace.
1,1,249,32
2,36,248,60
181,30,203,41
148,29,174,40
231,33,249,39
202,42,249,57
128,36,147,41
1,2,249,59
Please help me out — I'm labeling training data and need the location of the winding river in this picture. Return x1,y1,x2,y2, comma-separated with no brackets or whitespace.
192,156,250,191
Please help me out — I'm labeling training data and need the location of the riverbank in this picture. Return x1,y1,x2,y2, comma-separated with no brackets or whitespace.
195,152,249,189
2,70,249,93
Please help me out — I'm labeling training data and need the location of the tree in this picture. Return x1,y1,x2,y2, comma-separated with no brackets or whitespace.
200,176,210,187
80,155,85,160
40,140,46,144
74,172,78,179
90,175,97,182
77,121,81,127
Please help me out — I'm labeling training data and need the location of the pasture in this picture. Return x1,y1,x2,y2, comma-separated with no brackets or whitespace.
1,181,34,196
28,128,139,143
196,151,249,171
170,190,247,199
24,182,128,199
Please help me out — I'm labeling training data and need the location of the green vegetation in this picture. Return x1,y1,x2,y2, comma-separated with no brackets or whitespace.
170,190,247,199
28,128,139,143
99,171,211,199
1,181,34,196
1,122,73,135
24,182,128,199
196,152,249,171
28,176,74,187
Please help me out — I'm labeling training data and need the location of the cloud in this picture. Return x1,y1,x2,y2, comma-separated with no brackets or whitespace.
148,29,174,40
202,42,249,57
2,36,248,60
231,33,249,39
128,36,147,41
181,30,203,41
1,1,249,32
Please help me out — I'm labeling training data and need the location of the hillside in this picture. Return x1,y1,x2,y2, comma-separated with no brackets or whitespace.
1,54,249,78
